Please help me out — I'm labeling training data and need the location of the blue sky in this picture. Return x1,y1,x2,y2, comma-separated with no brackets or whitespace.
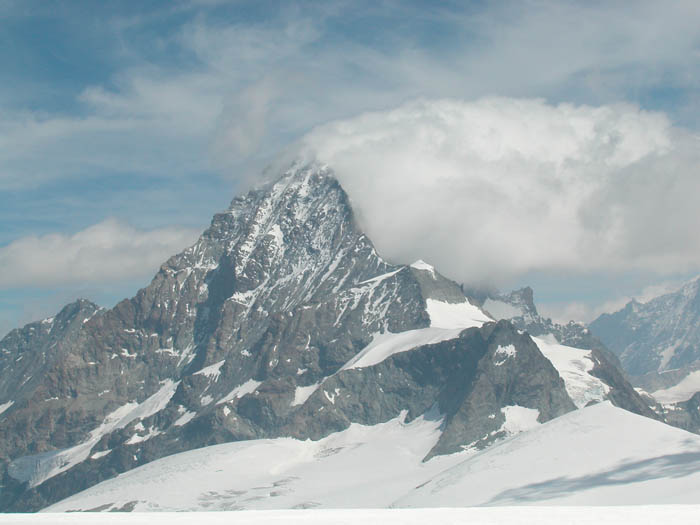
1,0,699,335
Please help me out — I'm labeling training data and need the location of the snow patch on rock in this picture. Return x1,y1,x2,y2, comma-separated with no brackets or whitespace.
217,379,262,405
425,299,491,330
0,400,14,417
194,360,226,382
292,383,321,406
533,335,610,408
494,345,517,366
174,411,196,427
8,380,179,487
342,328,464,370
499,405,540,435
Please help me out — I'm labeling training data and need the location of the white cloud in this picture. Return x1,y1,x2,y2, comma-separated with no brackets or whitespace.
1,1,698,189
0,219,200,288
299,97,700,287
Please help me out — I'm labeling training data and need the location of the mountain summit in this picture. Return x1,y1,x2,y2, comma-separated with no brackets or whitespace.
0,164,657,511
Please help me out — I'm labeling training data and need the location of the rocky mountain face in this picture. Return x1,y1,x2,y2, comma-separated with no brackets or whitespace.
0,164,657,511
0,299,101,454
589,278,700,390
588,279,700,429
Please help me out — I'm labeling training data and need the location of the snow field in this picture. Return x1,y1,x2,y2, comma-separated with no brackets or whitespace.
10,506,700,525
45,403,700,512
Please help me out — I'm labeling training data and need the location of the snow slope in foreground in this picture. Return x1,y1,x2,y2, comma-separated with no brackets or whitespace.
46,403,700,512
14,507,700,525
398,402,700,507
45,411,464,512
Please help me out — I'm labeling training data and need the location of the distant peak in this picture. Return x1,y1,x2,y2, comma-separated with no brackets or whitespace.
226,162,338,213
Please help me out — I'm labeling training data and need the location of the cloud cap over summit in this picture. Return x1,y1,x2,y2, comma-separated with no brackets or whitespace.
299,97,700,288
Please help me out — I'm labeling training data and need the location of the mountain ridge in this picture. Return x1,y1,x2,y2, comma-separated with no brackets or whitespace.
589,276,700,394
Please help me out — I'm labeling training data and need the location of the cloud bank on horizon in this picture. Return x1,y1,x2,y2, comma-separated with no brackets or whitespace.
299,97,700,288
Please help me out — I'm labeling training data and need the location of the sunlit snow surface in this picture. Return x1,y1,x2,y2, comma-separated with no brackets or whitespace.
652,370,700,403
45,403,700,512
46,411,458,512
533,335,610,408
13,507,700,525
217,379,262,405
342,328,466,370
0,400,14,416
499,406,540,435
343,298,491,370
398,402,700,507
425,298,492,329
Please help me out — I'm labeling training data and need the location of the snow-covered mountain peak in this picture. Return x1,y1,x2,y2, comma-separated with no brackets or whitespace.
0,161,661,511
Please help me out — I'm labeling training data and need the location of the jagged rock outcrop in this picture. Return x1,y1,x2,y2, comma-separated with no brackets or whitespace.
476,288,657,420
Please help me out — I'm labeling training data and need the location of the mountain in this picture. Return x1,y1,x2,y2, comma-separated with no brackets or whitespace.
44,402,700,511
0,164,658,511
589,277,700,399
